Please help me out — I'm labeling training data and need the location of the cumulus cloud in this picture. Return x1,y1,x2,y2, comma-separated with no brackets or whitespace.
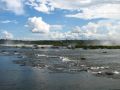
27,17,50,33
26,17,120,40
1,0,24,15
70,20,120,40
27,16,63,33
0,31,13,39
14,19,120,40
49,31,84,40
47,20,120,40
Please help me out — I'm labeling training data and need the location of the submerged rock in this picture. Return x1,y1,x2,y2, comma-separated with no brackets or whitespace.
1,50,9,55
81,57,86,60
102,51,107,53
104,71,114,75
92,70,120,79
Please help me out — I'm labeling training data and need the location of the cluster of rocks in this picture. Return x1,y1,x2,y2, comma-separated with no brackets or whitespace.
12,51,89,73
17,54,120,79
1,49,120,79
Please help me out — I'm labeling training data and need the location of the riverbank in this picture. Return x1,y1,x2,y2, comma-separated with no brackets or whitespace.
1,44,120,49
1,39,120,49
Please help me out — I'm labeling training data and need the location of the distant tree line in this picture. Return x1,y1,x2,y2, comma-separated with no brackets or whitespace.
1,39,120,49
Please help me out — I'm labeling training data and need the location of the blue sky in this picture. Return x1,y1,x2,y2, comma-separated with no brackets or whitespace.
0,0,120,40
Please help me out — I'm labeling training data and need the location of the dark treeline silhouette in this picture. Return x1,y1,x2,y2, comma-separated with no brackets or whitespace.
0,39,101,46
1,39,120,49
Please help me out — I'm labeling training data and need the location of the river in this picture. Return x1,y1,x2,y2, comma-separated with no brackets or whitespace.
0,48,120,90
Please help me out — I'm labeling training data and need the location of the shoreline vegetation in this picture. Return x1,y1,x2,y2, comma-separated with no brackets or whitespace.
1,39,120,49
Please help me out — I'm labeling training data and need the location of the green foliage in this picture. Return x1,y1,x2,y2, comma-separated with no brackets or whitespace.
1,39,120,49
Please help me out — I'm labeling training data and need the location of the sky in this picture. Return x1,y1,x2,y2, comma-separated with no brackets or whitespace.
0,0,120,40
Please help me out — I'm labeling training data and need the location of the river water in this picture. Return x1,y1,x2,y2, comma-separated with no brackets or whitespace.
0,48,120,90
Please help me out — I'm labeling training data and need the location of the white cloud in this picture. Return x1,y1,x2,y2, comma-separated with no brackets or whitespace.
27,16,63,33
0,20,18,24
26,0,54,14
0,31,13,39
1,0,24,15
26,16,120,40
49,32,65,40
25,0,120,20
27,17,50,33
8,20,118,41
1,0,119,18
34,3,51,14
50,0,120,10
26,0,120,12
50,25,63,30
71,26,82,33
0,20,11,23
66,4,120,19
70,20,120,40
25,0,92,13
47,20,120,40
